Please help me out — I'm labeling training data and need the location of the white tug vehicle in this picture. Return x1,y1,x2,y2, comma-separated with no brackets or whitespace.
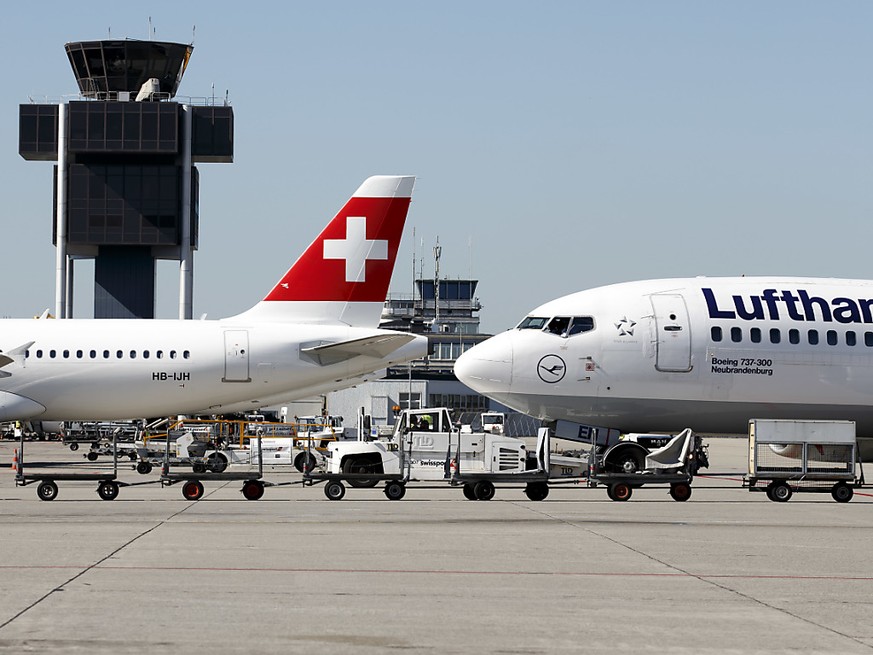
318,407,586,501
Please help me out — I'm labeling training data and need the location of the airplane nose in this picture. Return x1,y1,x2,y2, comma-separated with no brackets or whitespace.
454,333,513,394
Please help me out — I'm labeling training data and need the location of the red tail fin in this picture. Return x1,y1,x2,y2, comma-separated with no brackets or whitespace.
231,176,415,326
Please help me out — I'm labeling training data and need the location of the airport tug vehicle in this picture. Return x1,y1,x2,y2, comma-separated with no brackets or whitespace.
586,428,707,501
744,419,864,502
311,408,586,501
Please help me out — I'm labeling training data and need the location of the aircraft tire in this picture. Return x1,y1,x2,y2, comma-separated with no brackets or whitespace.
182,480,205,501
97,480,119,501
831,482,853,503
474,480,496,501
242,480,265,501
524,482,549,501
37,480,59,501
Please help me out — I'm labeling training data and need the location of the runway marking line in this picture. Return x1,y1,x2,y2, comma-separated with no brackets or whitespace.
0,565,871,582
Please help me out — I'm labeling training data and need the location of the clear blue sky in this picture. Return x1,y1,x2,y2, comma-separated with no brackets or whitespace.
2,1,871,333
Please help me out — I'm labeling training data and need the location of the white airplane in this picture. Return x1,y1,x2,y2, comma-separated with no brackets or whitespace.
455,276,873,460
0,175,428,420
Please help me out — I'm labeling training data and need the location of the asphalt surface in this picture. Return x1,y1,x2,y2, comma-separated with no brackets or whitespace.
0,438,870,654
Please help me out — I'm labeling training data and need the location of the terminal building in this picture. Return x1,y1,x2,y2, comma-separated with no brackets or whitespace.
18,39,233,319
317,277,529,432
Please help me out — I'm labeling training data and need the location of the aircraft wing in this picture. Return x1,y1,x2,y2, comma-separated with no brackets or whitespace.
301,334,418,366
0,341,35,369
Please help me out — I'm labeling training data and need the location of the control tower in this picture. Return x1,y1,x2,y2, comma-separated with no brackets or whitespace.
19,39,233,318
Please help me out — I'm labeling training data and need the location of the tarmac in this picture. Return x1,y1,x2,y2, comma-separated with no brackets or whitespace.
0,437,870,654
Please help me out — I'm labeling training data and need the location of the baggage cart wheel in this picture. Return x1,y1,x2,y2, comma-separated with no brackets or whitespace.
37,480,59,502
462,483,476,500
384,481,406,501
324,480,346,501
136,461,152,475
669,483,692,502
473,480,496,501
97,480,119,501
182,480,205,501
242,480,265,501
524,481,549,501
69,442,79,451
609,483,633,502
86,451,99,461
192,463,206,474
769,481,792,502
294,452,317,473
831,482,853,503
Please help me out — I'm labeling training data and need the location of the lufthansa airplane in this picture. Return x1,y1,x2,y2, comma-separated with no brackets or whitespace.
0,175,428,420
455,277,873,460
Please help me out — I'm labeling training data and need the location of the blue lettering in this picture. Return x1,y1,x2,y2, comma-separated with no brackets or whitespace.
702,288,735,319
734,295,764,320
798,290,832,322
832,298,861,324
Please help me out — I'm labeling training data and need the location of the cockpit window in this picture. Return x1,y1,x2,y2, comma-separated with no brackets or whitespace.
546,316,595,336
567,316,595,335
517,316,549,330
547,316,572,335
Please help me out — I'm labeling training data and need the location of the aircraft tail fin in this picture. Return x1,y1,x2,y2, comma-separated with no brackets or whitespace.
231,175,415,326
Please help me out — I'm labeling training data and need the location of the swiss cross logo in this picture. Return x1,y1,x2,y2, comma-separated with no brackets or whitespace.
323,216,388,283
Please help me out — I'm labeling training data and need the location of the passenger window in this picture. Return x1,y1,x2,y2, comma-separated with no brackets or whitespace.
769,328,781,344
808,330,819,345
50,350,56,358
567,316,595,335
157,350,164,359
866,332,873,347
63,350,70,359
789,329,800,345
116,350,123,359
89,350,97,359
130,350,136,359
846,331,857,347
36,350,43,358
711,326,722,342
103,350,110,359
170,351,177,359
546,316,572,336
76,350,83,358
183,350,191,359
826,330,838,346
750,328,761,343
731,327,742,343
143,350,150,359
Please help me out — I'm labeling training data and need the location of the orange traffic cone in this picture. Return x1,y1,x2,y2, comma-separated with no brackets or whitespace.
11,449,18,473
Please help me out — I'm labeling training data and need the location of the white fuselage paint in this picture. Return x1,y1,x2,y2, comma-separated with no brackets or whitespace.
455,277,873,450
1,318,424,420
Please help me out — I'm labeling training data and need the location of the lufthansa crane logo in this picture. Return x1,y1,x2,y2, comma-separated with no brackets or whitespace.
323,216,388,283
537,354,566,383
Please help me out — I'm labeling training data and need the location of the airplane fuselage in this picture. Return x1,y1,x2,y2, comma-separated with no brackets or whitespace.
455,277,873,444
1,318,421,420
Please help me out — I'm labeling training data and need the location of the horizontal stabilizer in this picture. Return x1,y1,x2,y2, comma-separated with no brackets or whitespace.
301,333,417,366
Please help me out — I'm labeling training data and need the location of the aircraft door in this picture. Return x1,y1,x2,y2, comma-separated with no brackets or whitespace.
223,330,251,382
650,294,692,372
